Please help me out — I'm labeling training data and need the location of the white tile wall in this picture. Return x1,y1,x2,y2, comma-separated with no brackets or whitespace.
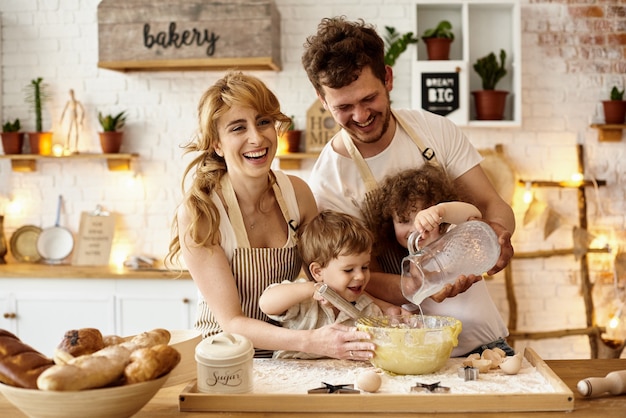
1,0,625,359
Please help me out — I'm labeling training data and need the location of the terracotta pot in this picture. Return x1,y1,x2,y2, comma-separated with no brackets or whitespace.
283,130,302,153
424,38,452,60
27,132,53,155
602,100,626,124
99,131,124,153
472,90,508,120
1,132,25,154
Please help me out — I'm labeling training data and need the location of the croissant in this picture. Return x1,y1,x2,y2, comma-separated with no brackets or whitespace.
124,344,181,384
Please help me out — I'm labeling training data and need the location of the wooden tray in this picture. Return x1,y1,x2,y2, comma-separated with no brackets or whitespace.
178,348,574,413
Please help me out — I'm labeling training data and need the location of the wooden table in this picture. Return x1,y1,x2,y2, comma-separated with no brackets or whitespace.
1,359,625,417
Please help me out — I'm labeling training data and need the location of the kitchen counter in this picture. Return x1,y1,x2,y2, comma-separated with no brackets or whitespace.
1,358,625,417
0,263,190,280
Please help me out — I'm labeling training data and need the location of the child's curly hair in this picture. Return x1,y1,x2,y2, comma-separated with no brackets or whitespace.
364,164,458,255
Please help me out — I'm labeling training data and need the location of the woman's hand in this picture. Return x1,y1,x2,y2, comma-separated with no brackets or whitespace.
308,323,375,361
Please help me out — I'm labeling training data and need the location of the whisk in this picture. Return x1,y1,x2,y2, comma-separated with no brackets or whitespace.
314,283,388,327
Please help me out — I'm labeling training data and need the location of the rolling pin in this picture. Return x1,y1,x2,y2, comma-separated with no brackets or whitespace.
577,370,626,397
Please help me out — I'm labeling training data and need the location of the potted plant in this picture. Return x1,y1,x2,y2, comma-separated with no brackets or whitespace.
472,49,509,120
24,77,53,155
1,118,24,155
421,20,455,60
602,86,626,124
383,26,418,67
98,110,127,153
280,116,302,154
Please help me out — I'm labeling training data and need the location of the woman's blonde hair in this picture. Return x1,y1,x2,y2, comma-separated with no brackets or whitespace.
166,71,290,268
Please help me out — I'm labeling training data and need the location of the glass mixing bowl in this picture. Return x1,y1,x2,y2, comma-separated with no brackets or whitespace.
356,315,462,375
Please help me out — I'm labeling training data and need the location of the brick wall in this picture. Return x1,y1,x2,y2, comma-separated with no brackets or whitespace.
0,0,625,359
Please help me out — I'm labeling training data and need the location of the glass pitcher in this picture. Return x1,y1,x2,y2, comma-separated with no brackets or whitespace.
400,220,501,305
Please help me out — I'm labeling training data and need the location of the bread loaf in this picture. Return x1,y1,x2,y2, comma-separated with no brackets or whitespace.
56,328,104,357
124,344,181,384
121,328,171,350
0,329,55,389
37,344,132,391
54,328,105,364
37,328,174,391
102,334,126,347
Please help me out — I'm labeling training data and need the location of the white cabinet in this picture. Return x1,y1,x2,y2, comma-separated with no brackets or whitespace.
115,279,198,337
0,277,197,357
412,0,521,126
0,279,115,355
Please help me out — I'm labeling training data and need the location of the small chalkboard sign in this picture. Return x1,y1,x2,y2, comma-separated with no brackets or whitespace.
421,72,459,117
72,208,116,266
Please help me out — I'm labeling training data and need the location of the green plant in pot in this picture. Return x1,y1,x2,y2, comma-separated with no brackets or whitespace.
24,77,53,155
1,118,25,155
280,115,302,154
383,26,418,67
472,49,509,120
98,110,127,154
421,20,455,60
602,86,626,125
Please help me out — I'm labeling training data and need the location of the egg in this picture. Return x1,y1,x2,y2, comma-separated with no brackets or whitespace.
356,370,382,393
471,359,492,373
481,348,503,368
499,353,523,375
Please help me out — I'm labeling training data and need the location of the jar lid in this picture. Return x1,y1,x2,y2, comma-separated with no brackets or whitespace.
195,332,253,365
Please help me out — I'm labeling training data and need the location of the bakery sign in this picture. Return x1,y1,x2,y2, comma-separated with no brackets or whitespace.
97,0,281,71
420,72,459,117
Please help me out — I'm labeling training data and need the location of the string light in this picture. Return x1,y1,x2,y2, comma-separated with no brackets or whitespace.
522,181,533,204
571,172,584,183
606,302,625,341
52,144,65,157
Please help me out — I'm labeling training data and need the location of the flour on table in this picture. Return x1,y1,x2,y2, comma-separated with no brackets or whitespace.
252,357,554,395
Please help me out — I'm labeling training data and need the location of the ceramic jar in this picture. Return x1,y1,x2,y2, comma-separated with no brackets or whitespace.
195,332,254,394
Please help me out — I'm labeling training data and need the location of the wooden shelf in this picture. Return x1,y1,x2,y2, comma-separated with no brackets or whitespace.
518,179,606,188
0,153,138,172
591,123,626,142
98,57,280,72
275,152,319,169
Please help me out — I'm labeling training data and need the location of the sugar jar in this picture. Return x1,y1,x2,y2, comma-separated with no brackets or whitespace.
195,332,254,394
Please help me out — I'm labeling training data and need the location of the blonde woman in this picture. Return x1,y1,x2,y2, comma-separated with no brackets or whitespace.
167,72,373,359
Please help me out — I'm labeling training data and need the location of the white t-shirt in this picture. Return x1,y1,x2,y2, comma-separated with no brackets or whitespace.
308,108,508,356
308,108,482,218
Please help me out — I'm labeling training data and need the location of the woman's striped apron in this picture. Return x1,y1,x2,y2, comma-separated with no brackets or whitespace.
195,172,302,357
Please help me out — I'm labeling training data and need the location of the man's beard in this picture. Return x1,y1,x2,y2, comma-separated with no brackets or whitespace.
342,101,391,145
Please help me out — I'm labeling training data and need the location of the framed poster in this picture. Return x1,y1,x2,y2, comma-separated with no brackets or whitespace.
412,61,468,126
421,72,459,117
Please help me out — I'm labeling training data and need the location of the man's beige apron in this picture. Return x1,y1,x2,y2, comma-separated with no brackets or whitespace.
341,110,440,274
195,172,302,357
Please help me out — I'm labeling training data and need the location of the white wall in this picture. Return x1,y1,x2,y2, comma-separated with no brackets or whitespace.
1,0,625,359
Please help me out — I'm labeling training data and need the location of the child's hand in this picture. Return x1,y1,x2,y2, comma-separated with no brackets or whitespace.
383,305,403,316
413,205,444,234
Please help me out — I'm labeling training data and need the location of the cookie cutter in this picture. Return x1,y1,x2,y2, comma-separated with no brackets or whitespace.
410,381,450,393
458,366,479,381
